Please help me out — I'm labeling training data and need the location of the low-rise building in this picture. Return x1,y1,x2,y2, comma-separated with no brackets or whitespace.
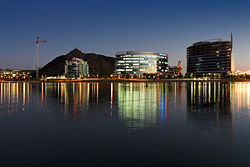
0,69,34,80
169,61,183,77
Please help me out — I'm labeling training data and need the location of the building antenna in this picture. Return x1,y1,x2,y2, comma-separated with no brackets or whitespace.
17,37,48,79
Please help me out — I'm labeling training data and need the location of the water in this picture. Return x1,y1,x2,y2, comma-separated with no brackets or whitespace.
0,82,249,166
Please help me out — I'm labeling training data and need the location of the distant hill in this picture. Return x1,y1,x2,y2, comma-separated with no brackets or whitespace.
39,48,116,77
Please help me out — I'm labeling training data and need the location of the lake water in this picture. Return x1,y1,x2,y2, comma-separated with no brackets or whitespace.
0,82,250,166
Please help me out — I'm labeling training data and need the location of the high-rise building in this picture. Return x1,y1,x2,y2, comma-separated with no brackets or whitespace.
65,57,89,78
115,51,168,77
187,35,232,76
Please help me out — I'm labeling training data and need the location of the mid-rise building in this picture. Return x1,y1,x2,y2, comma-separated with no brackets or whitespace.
65,58,89,78
116,51,168,77
187,34,233,76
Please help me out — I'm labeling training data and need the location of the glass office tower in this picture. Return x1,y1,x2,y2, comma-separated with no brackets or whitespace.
187,39,232,77
116,51,168,77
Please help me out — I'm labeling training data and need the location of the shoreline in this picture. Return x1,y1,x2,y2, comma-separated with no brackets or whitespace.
0,78,250,83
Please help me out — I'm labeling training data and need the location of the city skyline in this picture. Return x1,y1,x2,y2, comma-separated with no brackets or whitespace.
1,0,250,72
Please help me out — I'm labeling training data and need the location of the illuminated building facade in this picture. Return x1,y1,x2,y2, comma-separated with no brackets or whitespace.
65,58,89,78
187,36,233,76
116,51,168,77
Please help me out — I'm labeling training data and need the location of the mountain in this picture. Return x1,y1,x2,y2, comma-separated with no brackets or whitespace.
39,48,116,77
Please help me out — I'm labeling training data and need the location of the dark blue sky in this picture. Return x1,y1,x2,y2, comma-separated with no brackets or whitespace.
0,0,250,71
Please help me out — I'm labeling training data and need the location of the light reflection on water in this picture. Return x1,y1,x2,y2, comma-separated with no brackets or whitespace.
0,81,250,166
0,82,249,125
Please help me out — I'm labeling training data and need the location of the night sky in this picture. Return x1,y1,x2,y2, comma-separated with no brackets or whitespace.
0,0,250,72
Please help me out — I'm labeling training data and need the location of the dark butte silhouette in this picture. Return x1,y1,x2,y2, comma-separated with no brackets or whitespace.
39,48,116,77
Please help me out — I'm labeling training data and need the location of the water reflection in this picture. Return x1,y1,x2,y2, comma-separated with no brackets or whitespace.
0,82,31,114
231,82,250,112
186,82,232,124
187,82,232,113
43,82,103,120
117,83,164,128
1,81,250,166
185,82,250,123
186,82,235,144
0,82,249,126
116,82,188,128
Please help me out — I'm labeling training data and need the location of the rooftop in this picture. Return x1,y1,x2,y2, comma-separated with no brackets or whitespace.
71,57,84,61
192,39,231,46
116,51,167,56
